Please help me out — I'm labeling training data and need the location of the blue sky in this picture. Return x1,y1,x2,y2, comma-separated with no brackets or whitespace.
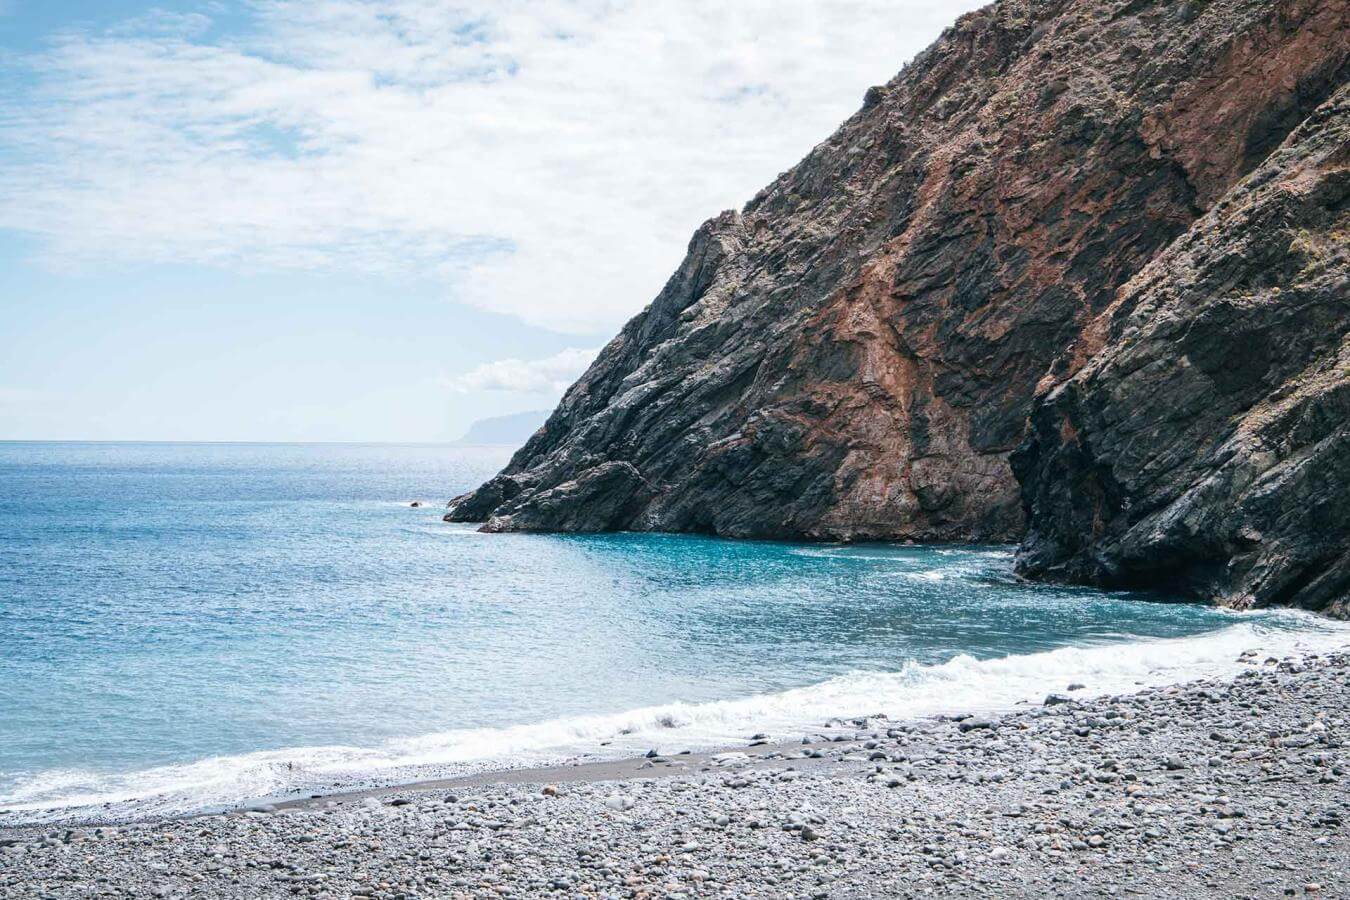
0,0,980,441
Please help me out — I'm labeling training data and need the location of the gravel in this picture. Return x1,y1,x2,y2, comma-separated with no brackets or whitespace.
3,652,1347,899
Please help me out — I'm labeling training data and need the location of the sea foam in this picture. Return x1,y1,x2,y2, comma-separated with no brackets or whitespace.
4,610,1346,825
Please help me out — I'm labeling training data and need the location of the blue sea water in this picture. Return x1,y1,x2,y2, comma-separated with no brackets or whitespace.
2,441,1347,824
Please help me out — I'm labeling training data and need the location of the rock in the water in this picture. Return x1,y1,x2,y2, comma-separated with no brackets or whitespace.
478,462,652,534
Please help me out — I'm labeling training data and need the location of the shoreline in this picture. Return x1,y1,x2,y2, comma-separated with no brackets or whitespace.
0,697,1049,834
6,651,1347,898
7,607,1346,833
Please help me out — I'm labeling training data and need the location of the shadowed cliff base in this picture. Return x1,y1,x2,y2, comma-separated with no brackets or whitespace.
447,0,1350,614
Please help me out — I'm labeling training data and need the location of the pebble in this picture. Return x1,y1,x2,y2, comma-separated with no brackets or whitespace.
602,794,635,811
958,718,994,732
3,652,1345,900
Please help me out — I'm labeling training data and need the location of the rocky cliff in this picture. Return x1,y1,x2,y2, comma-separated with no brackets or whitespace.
1014,84,1350,616
447,0,1348,607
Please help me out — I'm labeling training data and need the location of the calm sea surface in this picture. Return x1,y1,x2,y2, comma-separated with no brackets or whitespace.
2,441,1346,823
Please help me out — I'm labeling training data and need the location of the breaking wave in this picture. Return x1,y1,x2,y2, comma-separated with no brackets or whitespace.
5,610,1346,826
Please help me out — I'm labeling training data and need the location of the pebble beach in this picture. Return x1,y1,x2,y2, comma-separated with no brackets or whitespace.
5,651,1347,899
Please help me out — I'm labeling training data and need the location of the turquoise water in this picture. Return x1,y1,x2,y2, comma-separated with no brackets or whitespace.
2,441,1346,824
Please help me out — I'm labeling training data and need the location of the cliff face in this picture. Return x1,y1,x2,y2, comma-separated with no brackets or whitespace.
1014,85,1350,616
449,0,1348,552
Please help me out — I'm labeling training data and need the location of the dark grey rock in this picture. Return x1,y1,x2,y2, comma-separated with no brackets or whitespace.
1015,84,1350,618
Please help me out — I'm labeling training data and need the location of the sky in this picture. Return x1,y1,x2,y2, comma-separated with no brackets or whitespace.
0,0,983,442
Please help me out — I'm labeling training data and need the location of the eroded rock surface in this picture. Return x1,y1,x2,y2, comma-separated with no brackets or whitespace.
1014,85,1350,616
449,0,1347,544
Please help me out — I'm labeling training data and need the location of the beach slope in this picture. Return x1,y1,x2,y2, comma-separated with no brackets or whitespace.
6,652,1346,898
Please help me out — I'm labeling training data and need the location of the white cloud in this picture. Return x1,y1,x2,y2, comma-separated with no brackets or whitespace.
0,387,39,405
0,0,984,332
440,346,598,394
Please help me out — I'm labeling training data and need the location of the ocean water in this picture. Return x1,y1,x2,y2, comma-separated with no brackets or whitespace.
2,441,1348,825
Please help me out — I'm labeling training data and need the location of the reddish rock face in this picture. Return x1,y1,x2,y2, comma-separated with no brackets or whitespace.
1015,84,1350,616
448,0,1348,547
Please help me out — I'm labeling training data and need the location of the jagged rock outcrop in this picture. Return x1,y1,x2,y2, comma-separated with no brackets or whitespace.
1014,85,1350,616
449,0,1348,548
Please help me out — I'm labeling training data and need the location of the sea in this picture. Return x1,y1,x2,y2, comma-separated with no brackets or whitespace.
3,440,1348,825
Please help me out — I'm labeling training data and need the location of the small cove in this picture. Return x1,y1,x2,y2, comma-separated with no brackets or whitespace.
3,441,1347,823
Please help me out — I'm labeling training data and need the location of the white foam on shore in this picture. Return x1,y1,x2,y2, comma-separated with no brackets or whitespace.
4,610,1348,825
